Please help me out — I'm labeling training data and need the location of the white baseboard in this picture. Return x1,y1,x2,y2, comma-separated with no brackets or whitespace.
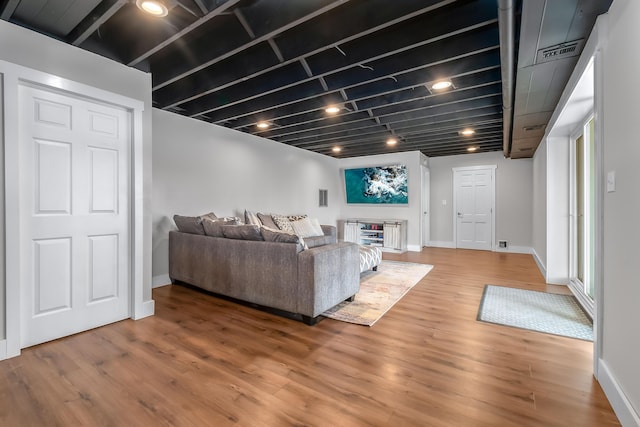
495,245,532,254
598,359,640,427
152,274,171,288
133,300,155,320
427,240,455,248
532,248,547,279
407,244,421,252
0,339,7,361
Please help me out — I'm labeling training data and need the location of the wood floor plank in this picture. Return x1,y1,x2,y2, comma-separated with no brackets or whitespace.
0,248,620,426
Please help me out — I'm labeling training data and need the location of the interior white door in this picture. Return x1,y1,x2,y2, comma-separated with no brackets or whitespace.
454,167,495,250
19,84,131,348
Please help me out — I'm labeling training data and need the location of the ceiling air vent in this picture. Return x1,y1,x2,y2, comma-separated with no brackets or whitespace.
536,39,584,64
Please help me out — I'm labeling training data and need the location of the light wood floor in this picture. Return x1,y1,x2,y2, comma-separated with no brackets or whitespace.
0,248,620,426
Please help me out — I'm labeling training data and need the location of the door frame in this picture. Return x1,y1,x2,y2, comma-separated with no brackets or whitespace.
1,60,147,359
568,112,596,318
421,165,430,247
452,165,496,250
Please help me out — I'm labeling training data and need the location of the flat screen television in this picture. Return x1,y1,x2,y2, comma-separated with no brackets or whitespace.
344,165,408,204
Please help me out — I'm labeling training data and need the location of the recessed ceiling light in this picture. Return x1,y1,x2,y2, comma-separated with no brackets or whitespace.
460,128,476,136
136,0,168,17
430,80,453,91
467,146,478,152
386,138,398,146
325,106,341,114
332,146,342,153
256,121,270,129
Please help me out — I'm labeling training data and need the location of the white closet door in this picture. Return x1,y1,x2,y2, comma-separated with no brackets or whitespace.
19,84,131,347
454,167,495,250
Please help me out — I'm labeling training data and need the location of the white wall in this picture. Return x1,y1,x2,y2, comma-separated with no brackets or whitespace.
545,136,570,285
152,108,341,283
337,151,423,251
0,20,153,340
532,139,548,274
428,151,533,251
599,0,640,423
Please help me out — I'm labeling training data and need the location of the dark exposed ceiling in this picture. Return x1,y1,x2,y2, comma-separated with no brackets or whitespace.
1,0,611,159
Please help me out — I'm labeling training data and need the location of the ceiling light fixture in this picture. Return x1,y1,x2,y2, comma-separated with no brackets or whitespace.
136,0,168,17
332,146,342,153
459,128,476,136
386,137,398,146
325,106,341,114
467,146,478,152
256,121,270,129
430,79,453,91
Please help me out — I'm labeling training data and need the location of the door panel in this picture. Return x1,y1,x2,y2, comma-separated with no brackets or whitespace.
455,167,495,250
20,85,131,348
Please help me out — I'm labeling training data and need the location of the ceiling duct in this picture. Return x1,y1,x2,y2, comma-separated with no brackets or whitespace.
498,0,515,158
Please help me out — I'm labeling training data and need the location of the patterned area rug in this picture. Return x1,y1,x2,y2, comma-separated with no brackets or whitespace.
477,285,593,341
323,260,433,326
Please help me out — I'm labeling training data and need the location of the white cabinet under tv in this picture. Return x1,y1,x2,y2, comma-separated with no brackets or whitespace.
344,219,407,253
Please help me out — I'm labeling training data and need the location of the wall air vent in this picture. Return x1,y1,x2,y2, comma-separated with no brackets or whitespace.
536,39,585,64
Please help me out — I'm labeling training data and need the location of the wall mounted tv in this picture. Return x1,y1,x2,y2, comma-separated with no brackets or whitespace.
344,165,408,204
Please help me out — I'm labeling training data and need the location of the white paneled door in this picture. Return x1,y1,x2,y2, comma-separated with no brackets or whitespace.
454,166,495,250
19,85,131,348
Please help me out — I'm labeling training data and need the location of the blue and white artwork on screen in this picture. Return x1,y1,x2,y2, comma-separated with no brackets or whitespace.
344,165,408,204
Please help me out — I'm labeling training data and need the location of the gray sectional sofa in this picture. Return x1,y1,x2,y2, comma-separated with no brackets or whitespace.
168,224,360,325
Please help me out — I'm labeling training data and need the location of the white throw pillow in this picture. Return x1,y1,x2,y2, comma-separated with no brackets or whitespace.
308,218,325,236
290,217,324,238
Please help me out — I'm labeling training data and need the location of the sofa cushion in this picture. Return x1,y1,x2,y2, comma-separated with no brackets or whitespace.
290,217,324,238
262,227,308,250
244,210,261,226
222,224,264,241
304,235,334,248
202,217,237,237
173,215,205,235
257,213,278,229
271,213,294,232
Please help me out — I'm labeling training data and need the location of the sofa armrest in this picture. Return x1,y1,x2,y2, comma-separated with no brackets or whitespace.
297,242,360,317
321,224,336,238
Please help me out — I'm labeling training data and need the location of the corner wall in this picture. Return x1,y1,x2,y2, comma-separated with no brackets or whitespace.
532,139,548,274
337,151,423,251
0,20,153,342
428,151,533,251
599,0,640,422
151,109,341,285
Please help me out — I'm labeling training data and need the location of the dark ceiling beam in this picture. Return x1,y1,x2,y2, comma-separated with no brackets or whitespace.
71,0,127,46
153,0,350,90
188,20,498,117
204,44,498,126
127,0,243,66
236,67,501,134
192,0,209,15
331,140,504,158
261,85,502,141
159,0,460,108
0,0,19,20
233,8,255,38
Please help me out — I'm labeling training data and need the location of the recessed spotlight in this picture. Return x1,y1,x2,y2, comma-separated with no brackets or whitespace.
430,79,453,91
332,146,342,153
325,106,341,114
467,146,478,152
386,138,398,146
136,0,168,17
460,128,476,136
256,121,270,129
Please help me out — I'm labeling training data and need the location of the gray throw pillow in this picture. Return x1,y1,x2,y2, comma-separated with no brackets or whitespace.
244,210,261,226
257,213,278,230
202,218,237,237
222,224,264,241
173,215,205,235
261,227,308,250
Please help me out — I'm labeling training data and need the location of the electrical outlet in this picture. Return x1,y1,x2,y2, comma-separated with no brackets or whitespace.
498,240,507,248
